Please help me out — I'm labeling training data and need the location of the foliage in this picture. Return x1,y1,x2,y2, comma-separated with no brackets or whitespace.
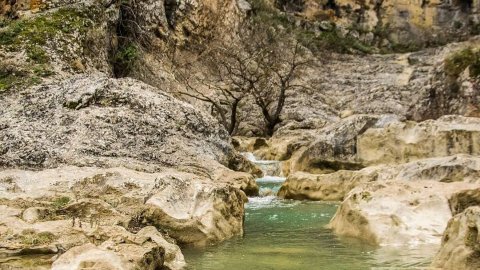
444,47,480,78
19,230,56,246
0,8,95,48
247,0,372,54
52,196,71,209
26,46,49,64
112,43,139,78
0,8,96,92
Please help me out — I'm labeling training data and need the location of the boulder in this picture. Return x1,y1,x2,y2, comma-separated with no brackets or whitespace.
358,115,480,166
139,177,246,246
449,188,480,216
0,166,247,248
431,206,480,270
0,74,235,171
51,225,185,270
279,155,480,201
328,180,479,246
278,170,358,201
290,115,382,174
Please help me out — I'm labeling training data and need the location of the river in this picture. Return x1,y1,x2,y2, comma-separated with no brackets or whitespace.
184,155,438,269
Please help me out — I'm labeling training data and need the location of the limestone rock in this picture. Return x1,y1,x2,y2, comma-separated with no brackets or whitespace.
358,115,480,166
0,73,236,172
291,115,379,173
51,225,185,270
139,177,246,246
0,166,248,247
328,180,479,246
449,188,480,216
278,170,362,201
279,155,480,201
22,207,51,224
300,0,479,49
431,206,480,270
409,41,480,121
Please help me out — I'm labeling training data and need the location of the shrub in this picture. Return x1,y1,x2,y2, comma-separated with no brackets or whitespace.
52,196,71,209
19,230,56,246
444,47,480,78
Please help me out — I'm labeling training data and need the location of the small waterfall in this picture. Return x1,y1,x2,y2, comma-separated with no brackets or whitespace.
242,152,286,201
241,152,283,177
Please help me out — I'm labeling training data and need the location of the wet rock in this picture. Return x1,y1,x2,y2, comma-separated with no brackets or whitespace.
432,206,480,270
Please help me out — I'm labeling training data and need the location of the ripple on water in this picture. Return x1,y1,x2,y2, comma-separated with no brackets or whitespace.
184,200,438,270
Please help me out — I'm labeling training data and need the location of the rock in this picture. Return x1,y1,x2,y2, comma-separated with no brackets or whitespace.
0,74,235,171
22,207,51,224
328,180,479,246
339,110,354,118
319,20,334,31
135,226,185,270
215,170,259,196
52,243,159,270
50,224,187,270
139,177,246,246
279,155,480,201
409,41,480,121
358,115,480,166
237,0,251,12
291,115,379,173
300,0,479,49
278,171,357,201
449,188,480,216
227,153,264,179
431,206,480,270
0,166,248,248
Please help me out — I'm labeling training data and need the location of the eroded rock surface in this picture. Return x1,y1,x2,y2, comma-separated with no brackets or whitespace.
358,115,480,166
328,181,479,246
279,155,480,201
432,206,480,270
0,74,257,268
0,73,234,171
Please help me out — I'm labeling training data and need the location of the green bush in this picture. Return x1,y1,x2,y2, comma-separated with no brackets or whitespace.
112,43,139,77
0,8,94,48
27,46,49,63
19,230,56,246
444,47,480,78
52,196,71,209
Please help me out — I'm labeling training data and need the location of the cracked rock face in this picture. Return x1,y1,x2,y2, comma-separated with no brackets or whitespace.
357,115,480,166
432,206,480,270
0,166,247,268
0,74,257,268
0,73,233,171
279,154,480,201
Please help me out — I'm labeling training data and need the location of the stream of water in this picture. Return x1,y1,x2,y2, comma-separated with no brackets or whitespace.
184,155,438,270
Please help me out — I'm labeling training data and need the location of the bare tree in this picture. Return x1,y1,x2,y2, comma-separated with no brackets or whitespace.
177,23,310,136
177,44,262,134
251,39,310,136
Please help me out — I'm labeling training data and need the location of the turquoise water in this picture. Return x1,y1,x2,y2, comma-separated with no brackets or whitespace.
184,177,438,270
